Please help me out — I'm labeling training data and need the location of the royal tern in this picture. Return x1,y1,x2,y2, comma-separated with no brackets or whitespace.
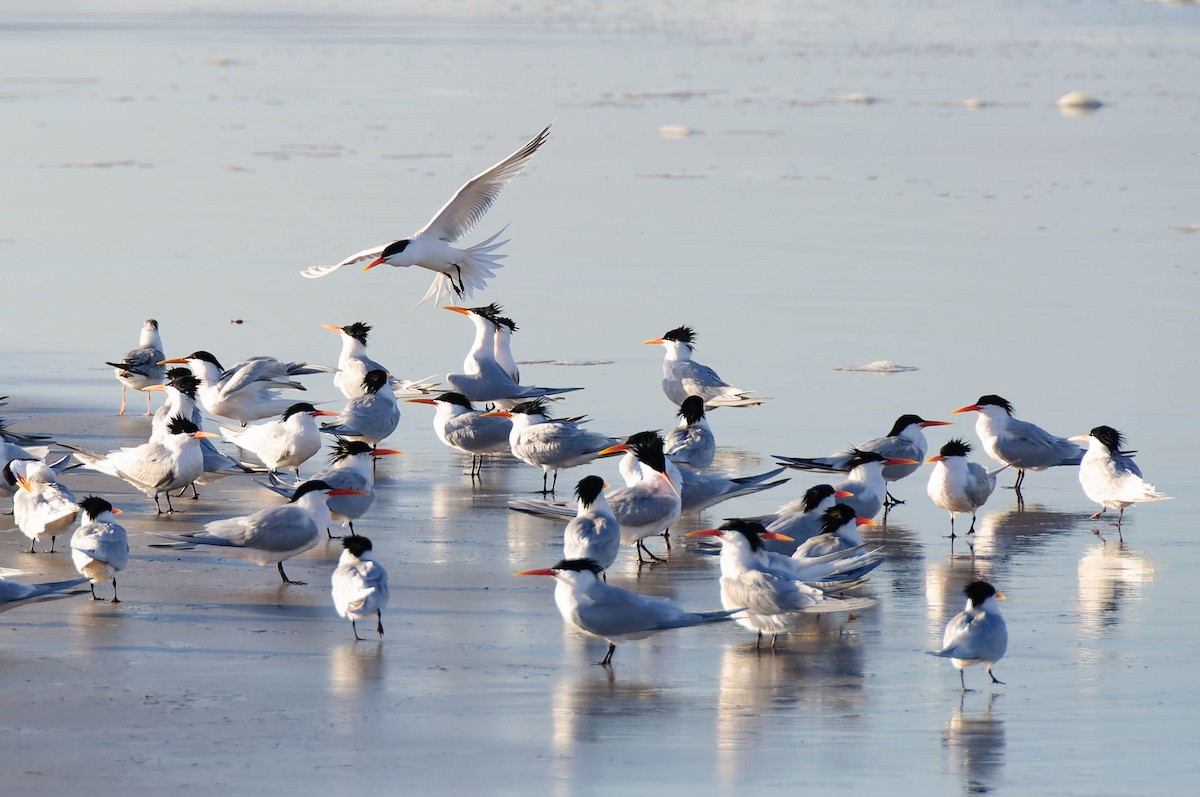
10,458,80,553
321,321,405,400
686,522,877,648
443,305,579,403
643,326,767,408
0,576,89,613
517,558,741,666
106,318,165,416
744,484,854,554
773,414,951,505
952,395,1082,496
1,441,53,498
926,439,1006,537
929,581,1008,690
161,480,366,585
490,311,520,383
562,475,620,572
693,518,882,585
70,495,128,602
220,402,336,475
406,391,512,477
790,504,877,559
258,439,402,537
160,351,333,425
302,124,551,305
64,417,217,514
595,431,682,564
776,449,918,520
485,399,617,494
331,534,389,641
664,395,716,470
1069,426,1171,527
145,374,249,490
320,370,401,446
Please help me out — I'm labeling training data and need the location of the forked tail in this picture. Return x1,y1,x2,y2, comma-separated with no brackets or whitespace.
417,227,509,307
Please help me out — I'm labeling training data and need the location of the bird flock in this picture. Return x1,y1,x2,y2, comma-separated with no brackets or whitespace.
1,124,1173,689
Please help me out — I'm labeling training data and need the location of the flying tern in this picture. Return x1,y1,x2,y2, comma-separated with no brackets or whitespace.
929,581,1008,691
106,318,165,416
302,124,551,305
331,534,389,640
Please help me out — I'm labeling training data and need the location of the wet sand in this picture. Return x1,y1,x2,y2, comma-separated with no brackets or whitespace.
3,2,1199,795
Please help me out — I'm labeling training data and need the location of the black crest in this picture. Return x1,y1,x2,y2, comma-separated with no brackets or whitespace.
938,438,972,458
819,504,858,535
574,475,606,507
551,558,605,575
80,495,115,520
329,438,374,463
291,479,337,502
1090,425,1124,452
185,351,223,370
341,322,372,344
964,581,999,607
661,325,696,350
716,518,767,552
677,395,707,425
282,403,318,420
976,395,1014,415
434,391,475,409
801,484,837,513
380,239,410,258
843,448,887,469
509,398,551,417
625,430,667,474
342,534,373,557
167,416,201,436
886,414,926,437
361,369,389,394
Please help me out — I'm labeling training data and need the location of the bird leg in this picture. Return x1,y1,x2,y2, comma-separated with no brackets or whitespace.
144,390,154,416
635,540,663,565
90,582,99,600
884,490,905,507
550,469,559,494
49,535,56,554
755,631,763,651
1116,508,1125,527
118,386,128,416
598,642,616,667
375,609,384,638
277,562,306,585
111,577,120,603
351,620,364,642
662,529,672,549
968,513,977,534
1089,508,1106,520
987,667,1004,685
947,514,957,539
451,265,466,298
326,526,340,539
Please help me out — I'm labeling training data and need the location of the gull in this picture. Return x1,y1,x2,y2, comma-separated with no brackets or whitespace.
562,475,620,572
406,391,512,477
643,325,767,408
1069,426,1171,528
0,575,89,613
926,438,1007,537
929,581,1008,690
952,395,1082,497
516,558,742,666
70,495,129,602
663,395,716,470
160,479,366,585
10,458,80,553
106,318,165,416
485,398,617,494
320,370,401,446
302,124,552,305
331,534,389,641
220,402,336,475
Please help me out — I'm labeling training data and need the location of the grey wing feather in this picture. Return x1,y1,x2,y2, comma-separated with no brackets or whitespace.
302,242,388,279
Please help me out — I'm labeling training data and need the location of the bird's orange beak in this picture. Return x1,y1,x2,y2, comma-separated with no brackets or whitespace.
516,568,556,577
480,409,513,418
921,420,952,428
855,517,876,527
328,488,369,497
158,357,189,365
996,592,1007,600
952,404,981,414
927,455,945,463
15,475,31,492
363,257,385,272
112,507,123,515
659,471,679,497
642,337,665,345
685,529,721,538
322,323,344,333
405,398,438,406
371,448,404,457
884,458,919,467
143,384,167,392
596,442,629,458
192,431,220,439
442,306,471,316
309,410,339,417
835,490,854,498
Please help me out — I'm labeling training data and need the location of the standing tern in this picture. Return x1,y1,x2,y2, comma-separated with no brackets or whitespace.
323,322,393,399
320,370,401,446
0,575,89,613
160,480,366,585
331,534,389,641
595,431,682,564
10,458,80,553
161,350,333,425
561,475,620,573
745,484,854,554
775,449,918,519
145,374,249,491
258,439,403,537
485,399,617,494
491,311,520,383
63,417,217,514
926,438,1006,537
643,325,767,408
771,414,951,505
406,391,512,477
70,495,129,602
220,402,336,475
516,558,742,666
106,318,165,416
929,581,1008,691
790,504,877,559
1069,426,1171,527
952,395,1082,497
302,124,552,305
664,395,716,470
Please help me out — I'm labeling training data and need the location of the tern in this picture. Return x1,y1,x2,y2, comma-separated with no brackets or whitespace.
686,522,877,648
331,534,389,640
0,576,89,613
70,495,129,602
741,484,854,555
643,325,767,408
106,318,165,416
490,310,521,383
161,480,366,585
220,402,336,475
776,449,919,519
258,439,403,537
952,395,1082,496
302,124,552,305
595,431,682,564
771,414,951,505
63,417,217,514
516,558,742,666
929,581,1008,690
1069,426,1171,527
10,458,80,553
145,374,249,490
160,351,333,425
664,395,716,470
790,504,877,559
322,321,394,399
406,391,512,477
320,370,401,446
562,475,620,572
485,399,617,494
926,438,1007,537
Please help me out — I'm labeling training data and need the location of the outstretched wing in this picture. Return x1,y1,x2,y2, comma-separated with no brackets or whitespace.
301,242,389,279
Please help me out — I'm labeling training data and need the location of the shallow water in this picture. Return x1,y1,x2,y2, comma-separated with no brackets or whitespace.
2,2,1198,794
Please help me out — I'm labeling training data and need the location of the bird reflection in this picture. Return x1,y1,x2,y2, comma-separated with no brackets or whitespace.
328,640,384,698
965,504,1086,564
925,557,994,641
1077,539,1155,636
944,692,1006,794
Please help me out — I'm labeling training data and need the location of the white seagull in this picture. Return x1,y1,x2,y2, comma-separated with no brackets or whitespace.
926,438,1007,537
929,581,1008,690
643,325,767,408
953,395,1082,496
70,495,129,602
517,558,742,666
106,318,165,416
302,124,552,305
1069,426,1171,527
331,533,389,641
